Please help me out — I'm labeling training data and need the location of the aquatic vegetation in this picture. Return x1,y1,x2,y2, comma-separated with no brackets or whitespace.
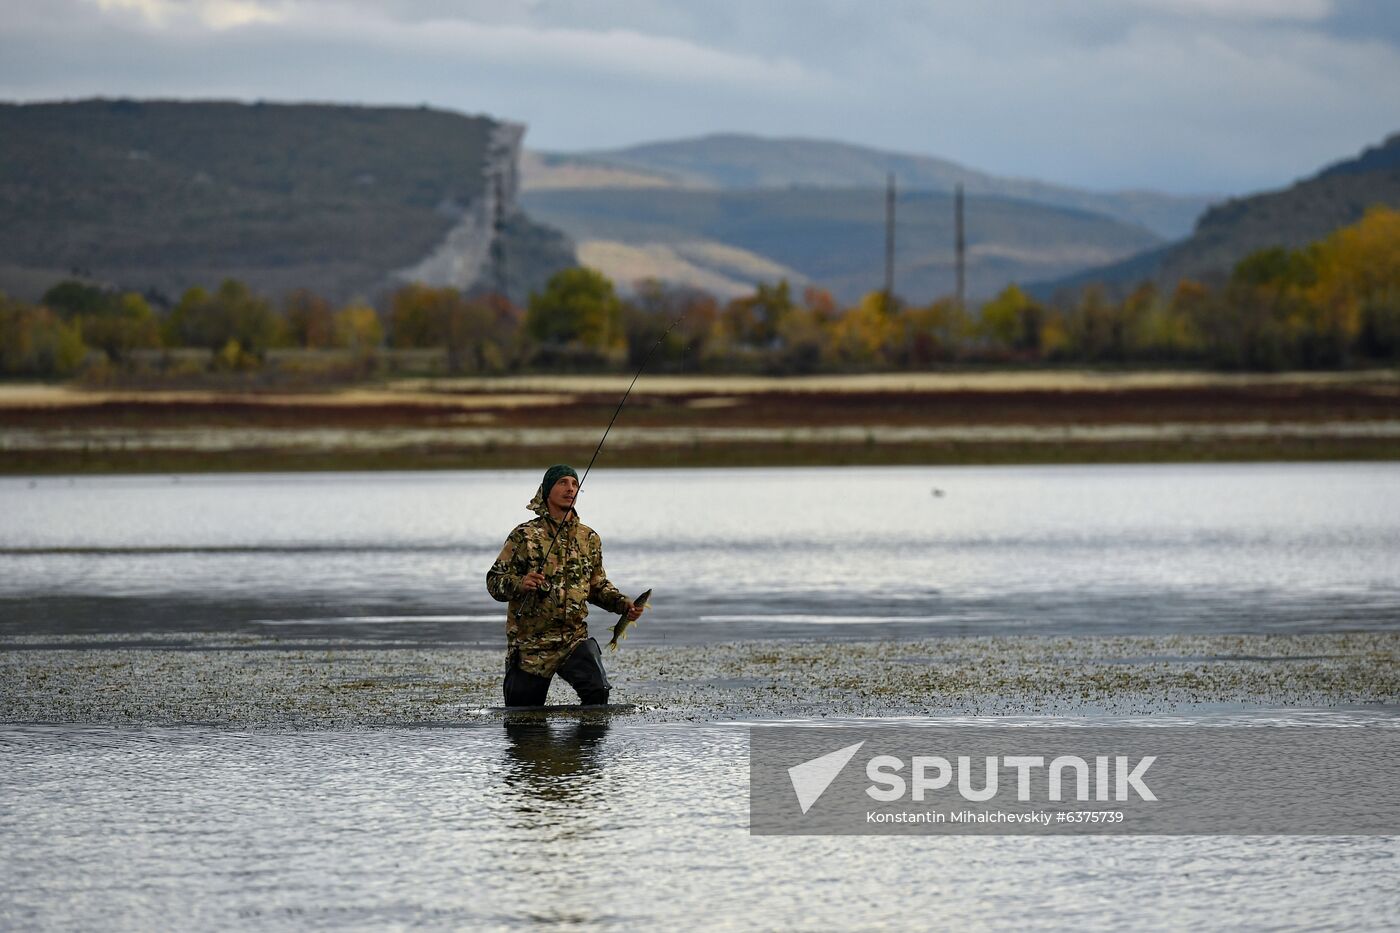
1,632,1396,727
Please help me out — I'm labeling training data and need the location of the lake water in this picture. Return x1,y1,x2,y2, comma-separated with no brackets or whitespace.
3,463,1399,642
3,464,1399,930
4,714,1400,931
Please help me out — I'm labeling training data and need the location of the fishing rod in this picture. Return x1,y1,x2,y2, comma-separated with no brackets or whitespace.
530,313,689,582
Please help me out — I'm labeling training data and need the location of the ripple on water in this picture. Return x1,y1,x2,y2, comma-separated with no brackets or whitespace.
3,716,1400,930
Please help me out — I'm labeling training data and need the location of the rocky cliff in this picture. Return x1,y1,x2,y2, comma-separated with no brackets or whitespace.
0,99,573,306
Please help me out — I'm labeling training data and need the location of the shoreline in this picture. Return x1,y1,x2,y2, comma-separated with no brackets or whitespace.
4,370,1398,472
6,437,1399,474
5,632,1397,726
4,367,1400,402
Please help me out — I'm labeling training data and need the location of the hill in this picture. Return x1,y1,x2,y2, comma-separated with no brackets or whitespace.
530,133,1215,239
520,186,1161,304
1038,132,1400,295
0,99,573,305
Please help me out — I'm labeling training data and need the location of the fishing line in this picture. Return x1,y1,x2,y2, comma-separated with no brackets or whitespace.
532,311,689,578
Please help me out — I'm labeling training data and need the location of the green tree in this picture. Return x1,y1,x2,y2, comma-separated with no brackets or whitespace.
164,280,277,358
41,282,160,362
1131,282,1199,361
721,280,796,347
1357,287,1400,360
978,284,1044,352
1066,285,1131,362
524,267,623,352
42,281,118,319
78,292,161,362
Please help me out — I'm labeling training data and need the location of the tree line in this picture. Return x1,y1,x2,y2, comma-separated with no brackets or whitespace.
3,206,1398,379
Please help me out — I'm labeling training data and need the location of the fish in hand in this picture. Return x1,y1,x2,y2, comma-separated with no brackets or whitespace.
608,589,651,651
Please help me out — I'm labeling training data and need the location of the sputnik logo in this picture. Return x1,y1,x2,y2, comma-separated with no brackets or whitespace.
788,741,865,814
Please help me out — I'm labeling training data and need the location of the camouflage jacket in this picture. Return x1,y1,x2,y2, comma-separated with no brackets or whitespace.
486,490,630,677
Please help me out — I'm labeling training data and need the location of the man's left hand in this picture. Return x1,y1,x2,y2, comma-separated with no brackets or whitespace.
624,601,645,622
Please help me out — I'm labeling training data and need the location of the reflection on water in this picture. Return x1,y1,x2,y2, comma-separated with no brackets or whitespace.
502,720,610,804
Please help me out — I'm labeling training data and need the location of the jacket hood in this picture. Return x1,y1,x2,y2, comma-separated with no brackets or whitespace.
527,485,578,523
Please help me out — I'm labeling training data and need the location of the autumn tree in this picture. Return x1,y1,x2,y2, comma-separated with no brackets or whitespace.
829,290,899,367
334,304,384,355
283,289,336,349
772,304,827,374
0,295,86,376
896,297,970,367
621,280,717,370
1306,205,1400,363
389,284,517,374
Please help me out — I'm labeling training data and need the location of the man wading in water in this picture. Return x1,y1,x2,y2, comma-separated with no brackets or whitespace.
487,465,644,707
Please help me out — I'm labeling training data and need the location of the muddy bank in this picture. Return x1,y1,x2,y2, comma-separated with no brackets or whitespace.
3,371,1399,471
3,632,1396,726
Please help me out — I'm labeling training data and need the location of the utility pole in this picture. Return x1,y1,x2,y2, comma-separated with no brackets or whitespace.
884,172,895,302
955,183,966,313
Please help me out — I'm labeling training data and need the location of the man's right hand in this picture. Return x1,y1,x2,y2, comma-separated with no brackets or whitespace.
520,571,546,592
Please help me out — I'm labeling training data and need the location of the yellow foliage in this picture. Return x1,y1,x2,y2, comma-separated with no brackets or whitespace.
1039,315,1070,357
1305,206,1400,342
335,304,383,352
0,298,86,376
979,284,1031,346
830,291,898,363
215,339,257,370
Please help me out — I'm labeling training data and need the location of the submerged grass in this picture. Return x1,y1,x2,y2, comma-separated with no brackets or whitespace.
3,632,1396,726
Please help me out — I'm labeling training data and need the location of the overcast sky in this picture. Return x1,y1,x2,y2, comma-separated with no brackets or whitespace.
3,0,1399,196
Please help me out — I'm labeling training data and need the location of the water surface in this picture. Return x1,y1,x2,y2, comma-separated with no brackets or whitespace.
2,464,1397,642
5,465,1399,929
4,713,1400,931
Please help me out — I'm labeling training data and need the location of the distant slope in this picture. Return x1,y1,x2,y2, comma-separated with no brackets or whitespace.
532,134,1215,239
522,186,1161,304
1037,131,1400,295
0,99,573,304
519,150,687,191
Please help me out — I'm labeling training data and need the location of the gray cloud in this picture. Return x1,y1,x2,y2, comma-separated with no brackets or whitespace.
2,0,1398,195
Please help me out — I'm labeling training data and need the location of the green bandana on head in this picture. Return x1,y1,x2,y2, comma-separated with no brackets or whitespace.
527,464,580,516
541,464,579,498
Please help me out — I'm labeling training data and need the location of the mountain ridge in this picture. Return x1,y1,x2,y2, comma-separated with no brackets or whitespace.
0,98,573,305
529,132,1217,240
1034,131,1400,296
521,185,1161,304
